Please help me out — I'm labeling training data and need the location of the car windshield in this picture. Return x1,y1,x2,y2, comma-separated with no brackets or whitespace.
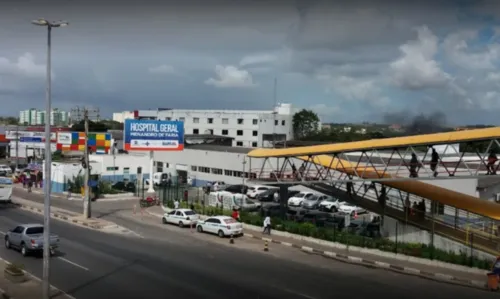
26,227,44,234
248,187,256,191
343,203,355,207
184,211,195,215
246,199,256,204
324,197,336,202
296,193,306,198
306,195,318,201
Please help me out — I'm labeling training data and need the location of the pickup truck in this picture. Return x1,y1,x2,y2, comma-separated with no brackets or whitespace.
4,224,60,257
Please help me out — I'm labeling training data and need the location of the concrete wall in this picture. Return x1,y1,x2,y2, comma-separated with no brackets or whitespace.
382,216,495,261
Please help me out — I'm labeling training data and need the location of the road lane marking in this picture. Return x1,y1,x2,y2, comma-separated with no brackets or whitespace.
0,231,5,235
57,257,89,271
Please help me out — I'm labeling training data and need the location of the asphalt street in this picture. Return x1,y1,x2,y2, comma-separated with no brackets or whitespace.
0,204,497,299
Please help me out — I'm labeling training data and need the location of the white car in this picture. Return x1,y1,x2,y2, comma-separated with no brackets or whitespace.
318,197,345,212
246,185,272,198
196,216,243,238
162,209,199,227
338,203,366,216
287,192,315,207
0,165,12,176
211,181,227,191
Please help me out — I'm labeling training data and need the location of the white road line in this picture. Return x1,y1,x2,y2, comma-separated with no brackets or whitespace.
0,231,5,235
57,257,89,271
279,287,318,299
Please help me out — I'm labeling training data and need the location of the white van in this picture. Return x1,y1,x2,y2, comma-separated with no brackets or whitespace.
208,191,261,212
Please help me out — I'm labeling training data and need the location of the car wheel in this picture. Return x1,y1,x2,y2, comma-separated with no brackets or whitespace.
197,225,203,233
178,221,184,228
162,217,167,224
21,243,28,257
4,238,10,249
217,230,225,238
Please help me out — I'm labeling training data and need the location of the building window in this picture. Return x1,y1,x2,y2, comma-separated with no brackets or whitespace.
233,171,242,177
237,130,243,136
252,130,258,136
179,117,185,122
165,117,171,121
208,118,213,124
211,168,223,175
252,119,258,125
106,166,119,171
236,141,243,146
193,117,200,123
191,166,197,171
199,167,210,173
206,129,214,135
222,129,228,135
252,142,258,147
237,118,244,125
282,120,285,125
222,118,229,124
193,129,199,134
275,120,278,125
224,170,233,176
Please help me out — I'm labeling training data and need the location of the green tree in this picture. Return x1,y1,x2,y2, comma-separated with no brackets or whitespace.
293,109,320,139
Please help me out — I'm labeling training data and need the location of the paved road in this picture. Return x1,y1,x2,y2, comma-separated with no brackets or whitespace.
0,205,496,299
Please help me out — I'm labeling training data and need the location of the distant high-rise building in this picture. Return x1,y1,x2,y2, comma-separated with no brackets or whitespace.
19,108,70,126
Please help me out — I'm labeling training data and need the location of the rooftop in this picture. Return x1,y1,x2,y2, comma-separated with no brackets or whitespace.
185,144,252,154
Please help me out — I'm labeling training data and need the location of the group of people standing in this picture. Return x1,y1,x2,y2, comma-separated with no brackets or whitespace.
19,170,43,192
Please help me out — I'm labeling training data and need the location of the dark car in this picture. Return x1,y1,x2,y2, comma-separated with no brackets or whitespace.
256,189,278,202
112,181,136,192
225,184,248,194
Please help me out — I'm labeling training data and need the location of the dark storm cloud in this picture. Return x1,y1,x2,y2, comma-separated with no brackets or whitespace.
383,111,448,134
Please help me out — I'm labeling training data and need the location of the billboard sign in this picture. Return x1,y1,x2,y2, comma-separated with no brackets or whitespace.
57,132,72,145
124,119,184,151
6,131,56,141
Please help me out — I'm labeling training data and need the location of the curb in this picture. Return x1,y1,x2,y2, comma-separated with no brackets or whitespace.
144,208,490,290
12,203,106,230
243,232,489,290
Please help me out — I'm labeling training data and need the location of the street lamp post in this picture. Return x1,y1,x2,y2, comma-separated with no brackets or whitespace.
31,18,68,299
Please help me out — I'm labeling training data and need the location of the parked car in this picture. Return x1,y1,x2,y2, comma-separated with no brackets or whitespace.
0,165,12,176
112,181,136,192
318,197,345,212
224,184,248,195
5,224,59,257
347,220,381,238
287,192,315,207
247,185,275,198
162,209,199,227
211,181,227,192
256,189,278,202
302,194,333,210
338,203,366,216
196,216,243,238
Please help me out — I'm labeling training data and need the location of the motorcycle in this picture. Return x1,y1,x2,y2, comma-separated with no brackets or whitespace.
139,196,160,208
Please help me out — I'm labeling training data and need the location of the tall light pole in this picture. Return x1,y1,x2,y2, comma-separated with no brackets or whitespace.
31,18,68,299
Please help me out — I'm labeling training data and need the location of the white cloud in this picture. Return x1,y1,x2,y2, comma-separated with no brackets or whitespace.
0,52,46,78
239,53,277,66
205,65,257,88
310,103,340,118
148,64,175,74
443,31,500,70
389,26,450,90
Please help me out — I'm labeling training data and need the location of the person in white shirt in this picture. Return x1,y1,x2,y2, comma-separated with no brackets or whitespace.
174,199,179,209
263,215,271,235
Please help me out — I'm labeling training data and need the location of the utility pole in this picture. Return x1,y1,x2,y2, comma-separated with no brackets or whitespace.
272,77,278,148
83,109,91,219
15,125,19,169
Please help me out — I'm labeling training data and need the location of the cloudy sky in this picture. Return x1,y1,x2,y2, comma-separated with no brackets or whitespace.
2,0,500,125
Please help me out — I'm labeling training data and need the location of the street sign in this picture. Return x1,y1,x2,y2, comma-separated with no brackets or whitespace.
123,119,184,151
20,137,43,142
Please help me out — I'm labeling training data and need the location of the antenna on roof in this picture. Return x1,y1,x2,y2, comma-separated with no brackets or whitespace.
272,77,278,148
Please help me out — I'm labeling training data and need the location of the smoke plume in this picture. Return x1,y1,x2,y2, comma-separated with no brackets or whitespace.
383,111,448,134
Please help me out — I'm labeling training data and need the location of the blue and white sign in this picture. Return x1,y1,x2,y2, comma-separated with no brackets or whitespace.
20,137,43,143
124,119,184,151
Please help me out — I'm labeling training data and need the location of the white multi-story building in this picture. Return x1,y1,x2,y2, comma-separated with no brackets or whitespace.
19,109,69,126
130,103,301,148
112,111,135,123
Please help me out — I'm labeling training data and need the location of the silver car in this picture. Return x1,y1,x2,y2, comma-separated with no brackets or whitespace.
302,195,332,210
5,224,59,257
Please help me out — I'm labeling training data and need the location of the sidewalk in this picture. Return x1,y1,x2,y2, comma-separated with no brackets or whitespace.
0,257,73,299
10,196,140,236
145,205,489,290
